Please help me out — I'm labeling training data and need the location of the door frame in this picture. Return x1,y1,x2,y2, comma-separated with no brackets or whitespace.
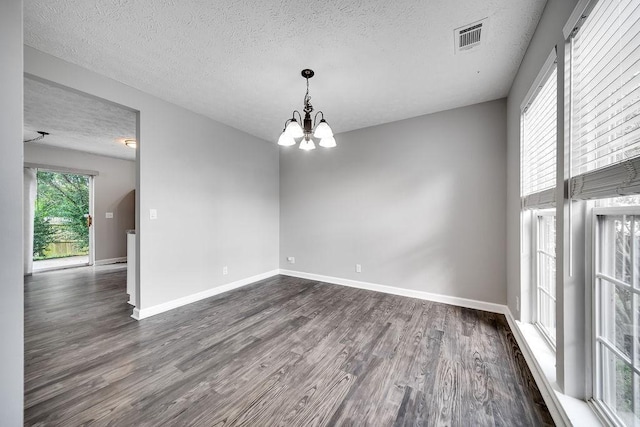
88,174,95,266
26,162,98,270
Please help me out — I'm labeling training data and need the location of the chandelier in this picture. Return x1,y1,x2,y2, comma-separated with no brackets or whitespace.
277,69,336,150
23,131,49,143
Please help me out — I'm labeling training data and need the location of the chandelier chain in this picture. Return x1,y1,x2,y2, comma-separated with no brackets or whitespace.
303,77,313,114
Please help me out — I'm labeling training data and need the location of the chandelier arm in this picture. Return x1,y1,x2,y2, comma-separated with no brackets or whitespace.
313,111,324,127
292,110,303,123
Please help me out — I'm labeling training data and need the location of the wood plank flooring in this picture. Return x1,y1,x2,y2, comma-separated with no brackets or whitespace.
24,266,554,426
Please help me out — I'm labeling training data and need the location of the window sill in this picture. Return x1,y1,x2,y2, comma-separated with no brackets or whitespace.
507,316,605,426
532,322,557,353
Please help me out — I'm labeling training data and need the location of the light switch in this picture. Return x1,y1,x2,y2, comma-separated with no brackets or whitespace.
105,212,114,219
150,209,158,220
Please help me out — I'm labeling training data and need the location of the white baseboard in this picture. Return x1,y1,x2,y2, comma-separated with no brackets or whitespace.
95,257,127,266
131,269,280,320
503,309,571,426
133,268,508,320
279,269,508,315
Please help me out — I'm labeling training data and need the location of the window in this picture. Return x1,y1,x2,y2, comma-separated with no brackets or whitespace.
594,209,640,426
520,52,558,347
521,59,558,208
535,211,556,344
568,1,640,423
569,0,640,199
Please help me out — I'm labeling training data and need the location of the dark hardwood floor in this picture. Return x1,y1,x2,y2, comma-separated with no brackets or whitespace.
24,266,553,426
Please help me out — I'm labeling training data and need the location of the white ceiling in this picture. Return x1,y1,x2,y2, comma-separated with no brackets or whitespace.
23,0,546,143
24,77,137,160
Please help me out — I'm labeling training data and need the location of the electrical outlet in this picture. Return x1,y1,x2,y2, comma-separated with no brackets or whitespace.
516,296,520,311
223,266,228,275
149,209,158,220
105,212,113,219
356,264,362,273
287,256,295,264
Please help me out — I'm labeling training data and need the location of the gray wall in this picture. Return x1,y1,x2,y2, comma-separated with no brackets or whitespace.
25,47,280,310
506,0,583,397
280,99,507,304
0,1,24,425
25,144,136,262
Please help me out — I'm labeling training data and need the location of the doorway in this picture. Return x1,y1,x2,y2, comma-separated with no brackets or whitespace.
31,169,94,272
22,75,139,313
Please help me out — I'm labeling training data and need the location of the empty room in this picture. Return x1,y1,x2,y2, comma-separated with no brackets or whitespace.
1,0,639,425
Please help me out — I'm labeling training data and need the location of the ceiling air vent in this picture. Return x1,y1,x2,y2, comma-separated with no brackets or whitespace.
454,19,487,54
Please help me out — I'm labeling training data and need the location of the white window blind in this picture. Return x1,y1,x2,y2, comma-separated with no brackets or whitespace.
521,65,557,209
570,0,640,200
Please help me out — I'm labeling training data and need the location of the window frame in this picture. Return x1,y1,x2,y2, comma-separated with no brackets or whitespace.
519,49,558,346
532,209,557,349
591,206,640,426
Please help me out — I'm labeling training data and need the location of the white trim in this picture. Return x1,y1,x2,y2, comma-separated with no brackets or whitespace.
589,399,625,427
131,270,280,320
520,49,557,113
563,0,595,40
94,257,127,266
133,268,510,320
23,162,99,176
32,262,90,274
88,175,95,266
504,309,572,426
532,210,557,349
279,269,508,314
533,321,557,352
592,206,640,216
586,200,597,411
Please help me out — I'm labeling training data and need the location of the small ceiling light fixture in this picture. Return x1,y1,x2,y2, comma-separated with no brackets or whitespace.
278,69,336,150
23,131,49,143
124,139,137,148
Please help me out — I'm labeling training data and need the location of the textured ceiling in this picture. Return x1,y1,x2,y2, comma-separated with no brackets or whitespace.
23,0,546,143
24,77,137,160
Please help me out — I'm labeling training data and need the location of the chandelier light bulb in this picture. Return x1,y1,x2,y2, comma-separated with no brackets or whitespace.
277,132,296,146
319,136,337,148
299,138,316,150
284,120,304,138
313,119,333,138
